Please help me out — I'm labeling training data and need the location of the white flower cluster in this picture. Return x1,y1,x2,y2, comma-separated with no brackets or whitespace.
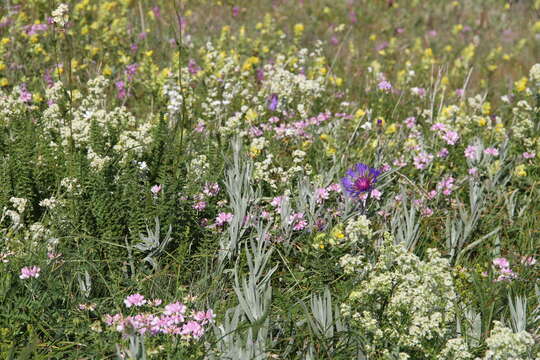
483,321,535,360
61,177,81,194
342,233,457,357
9,197,28,214
440,338,474,360
345,215,373,244
339,253,365,275
39,197,59,210
189,155,210,179
0,87,26,124
51,3,69,27
529,63,540,84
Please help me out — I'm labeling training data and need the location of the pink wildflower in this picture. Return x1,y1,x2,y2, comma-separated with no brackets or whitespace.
124,294,146,308
20,266,41,279
483,147,499,156
215,212,233,226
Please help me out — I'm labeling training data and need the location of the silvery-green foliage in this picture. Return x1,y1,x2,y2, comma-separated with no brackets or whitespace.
534,285,540,333
296,177,319,228
460,306,482,348
508,294,528,333
305,288,340,339
221,138,258,262
77,270,92,298
446,178,489,265
390,192,420,251
503,189,531,221
483,321,535,360
133,217,172,272
211,222,276,359
116,334,147,360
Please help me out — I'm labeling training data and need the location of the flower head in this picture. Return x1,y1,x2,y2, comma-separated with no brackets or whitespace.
341,163,381,198
20,266,41,279
124,293,146,308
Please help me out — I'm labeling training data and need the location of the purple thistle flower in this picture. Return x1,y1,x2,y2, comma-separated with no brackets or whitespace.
341,163,381,198
267,93,278,111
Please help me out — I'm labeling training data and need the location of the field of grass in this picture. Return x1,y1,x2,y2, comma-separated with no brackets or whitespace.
0,0,539,358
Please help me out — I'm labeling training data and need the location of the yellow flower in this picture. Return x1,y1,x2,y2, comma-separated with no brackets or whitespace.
320,134,329,141
385,123,397,135
514,77,527,92
0,63,5,71
33,93,43,103
103,66,112,76
482,102,491,115
1,38,10,45
477,117,487,127
294,23,304,36
0,78,8,86
145,50,153,57
355,108,366,119
452,24,463,34
514,164,527,177
245,109,258,122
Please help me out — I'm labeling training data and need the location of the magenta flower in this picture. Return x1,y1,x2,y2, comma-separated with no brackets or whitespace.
341,163,381,198
124,293,147,308
215,212,233,226
20,266,41,279
464,145,479,160
377,80,392,91
483,147,499,156
181,320,204,338
193,201,206,211
522,152,535,159
151,184,162,196
493,257,509,269
193,309,215,324
164,302,186,316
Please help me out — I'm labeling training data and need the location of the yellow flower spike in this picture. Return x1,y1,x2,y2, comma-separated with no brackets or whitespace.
103,66,112,76
441,76,449,86
145,50,153,57
1,38,10,45
33,93,43,103
0,78,8,87
369,34,377,41
514,164,527,177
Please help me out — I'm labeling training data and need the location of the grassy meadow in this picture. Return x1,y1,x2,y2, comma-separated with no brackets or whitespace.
0,0,539,358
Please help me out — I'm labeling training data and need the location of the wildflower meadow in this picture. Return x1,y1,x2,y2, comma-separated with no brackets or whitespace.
1,0,539,358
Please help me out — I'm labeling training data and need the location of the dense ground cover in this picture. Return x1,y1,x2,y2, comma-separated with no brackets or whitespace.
0,0,539,358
